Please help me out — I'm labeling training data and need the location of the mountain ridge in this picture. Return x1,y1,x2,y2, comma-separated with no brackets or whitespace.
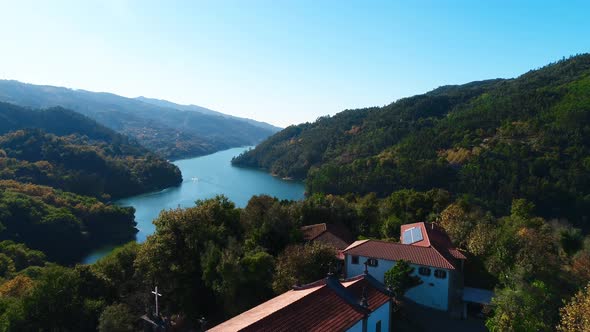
232,54,590,224
0,80,280,159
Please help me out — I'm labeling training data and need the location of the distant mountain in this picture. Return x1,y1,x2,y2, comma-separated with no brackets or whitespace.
0,102,182,199
233,54,590,223
135,96,281,132
0,81,281,159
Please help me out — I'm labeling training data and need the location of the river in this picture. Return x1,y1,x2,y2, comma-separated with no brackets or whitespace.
82,146,305,263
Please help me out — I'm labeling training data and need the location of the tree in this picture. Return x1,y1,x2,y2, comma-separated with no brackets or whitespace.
98,303,136,332
0,254,15,279
383,260,422,299
19,265,107,331
557,283,590,332
570,249,590,287
486,280,555,332
134,196,241,322
0,275,34,298
272,242,338,293
381,215,403,240
438,202,477,247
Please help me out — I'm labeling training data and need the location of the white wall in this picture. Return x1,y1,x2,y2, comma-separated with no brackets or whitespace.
345,254,450,311
344,301,390,332
346,320,364,332
367,301,390,332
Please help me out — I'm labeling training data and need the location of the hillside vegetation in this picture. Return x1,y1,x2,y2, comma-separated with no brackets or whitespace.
233,54,590,226
0,102,182,199
0,102,181,264
0,81,280,159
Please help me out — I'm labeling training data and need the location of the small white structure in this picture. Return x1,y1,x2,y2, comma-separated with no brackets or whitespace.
343,222,466,313
209,272,392,332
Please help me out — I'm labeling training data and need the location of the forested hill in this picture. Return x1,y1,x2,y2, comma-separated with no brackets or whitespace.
0,80,281,159
0,102,182,199
233,54,590,224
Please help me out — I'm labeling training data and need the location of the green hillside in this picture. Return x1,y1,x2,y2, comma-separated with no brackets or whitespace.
0,102,182,199
233,54,590,225
0,81,281,159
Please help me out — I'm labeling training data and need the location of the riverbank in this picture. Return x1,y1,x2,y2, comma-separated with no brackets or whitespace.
82,146,305,264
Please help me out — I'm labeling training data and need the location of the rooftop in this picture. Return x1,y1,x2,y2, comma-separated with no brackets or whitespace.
301,223,354,250
344,239,457,270
208,273,390,332
343,222,466,270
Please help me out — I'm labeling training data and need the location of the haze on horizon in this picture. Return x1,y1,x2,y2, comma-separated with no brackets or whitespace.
1,0,589,128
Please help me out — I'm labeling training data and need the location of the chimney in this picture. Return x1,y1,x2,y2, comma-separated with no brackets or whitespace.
360,286,369,308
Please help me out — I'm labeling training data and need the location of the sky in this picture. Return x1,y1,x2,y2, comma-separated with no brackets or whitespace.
0,1,589,128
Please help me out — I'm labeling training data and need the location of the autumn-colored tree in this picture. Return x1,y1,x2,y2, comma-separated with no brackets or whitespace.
438,203,476,247
557,283,590,332
570,250,590,287
0,275,34,298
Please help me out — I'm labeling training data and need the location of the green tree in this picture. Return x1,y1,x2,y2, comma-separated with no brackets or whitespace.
134,196,241,322
98,303,136,332
272,242,338,293
380,215,403,240
486,280,555,332
383,260,422,299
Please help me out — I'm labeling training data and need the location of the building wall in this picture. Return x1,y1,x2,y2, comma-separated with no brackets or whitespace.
367,301,390,332
346,320,364,332
345,301,391,332
345,254,450,311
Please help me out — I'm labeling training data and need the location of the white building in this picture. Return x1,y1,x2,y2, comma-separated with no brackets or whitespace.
343,222,466,313
209,272,393,332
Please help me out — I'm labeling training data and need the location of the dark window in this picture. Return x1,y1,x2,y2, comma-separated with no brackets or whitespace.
351,255,359,264
367,258,378,267
434,269,447,279
376,320,381,332
418,267,431,276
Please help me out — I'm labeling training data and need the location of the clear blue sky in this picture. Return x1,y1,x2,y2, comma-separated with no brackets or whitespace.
1,0,588,127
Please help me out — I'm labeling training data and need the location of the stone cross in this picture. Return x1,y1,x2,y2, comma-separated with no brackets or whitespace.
152,286,162,316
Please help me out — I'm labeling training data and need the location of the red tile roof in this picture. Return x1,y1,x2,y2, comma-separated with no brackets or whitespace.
301,223,354,250
400,222,467,263
343,239,457,270
208,274,390,332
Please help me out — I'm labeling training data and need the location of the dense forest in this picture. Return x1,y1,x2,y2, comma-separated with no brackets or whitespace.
0,192,587,331
0,102,182,263
233,54,590,229
0,102,182,199
0,81,280,159
0,180,136,263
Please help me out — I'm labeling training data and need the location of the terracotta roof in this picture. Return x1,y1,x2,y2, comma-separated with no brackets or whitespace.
343,240,457,270
400,222,467,264
208,274,390,332
301,223,354,250
344,240,369,251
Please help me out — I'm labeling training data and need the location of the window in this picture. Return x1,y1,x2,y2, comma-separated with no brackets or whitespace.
376,320,381,332
351,255,359,264
367,258,378,267
418,267,431,276
434,269,447,279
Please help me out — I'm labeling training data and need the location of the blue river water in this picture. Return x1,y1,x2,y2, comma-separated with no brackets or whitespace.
82,146,305,263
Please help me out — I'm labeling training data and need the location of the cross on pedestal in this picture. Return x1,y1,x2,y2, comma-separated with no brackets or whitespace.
152,286,162,316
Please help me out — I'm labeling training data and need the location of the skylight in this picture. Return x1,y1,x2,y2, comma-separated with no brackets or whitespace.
402,227,423,244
